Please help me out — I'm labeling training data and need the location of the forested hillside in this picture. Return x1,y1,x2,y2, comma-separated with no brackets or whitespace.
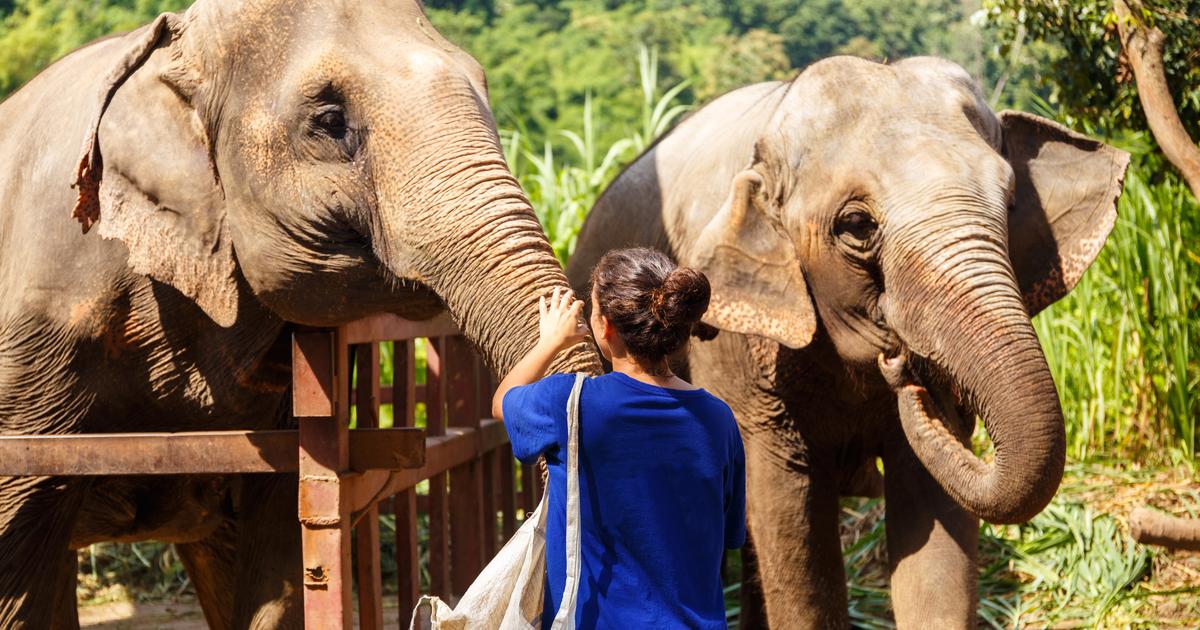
0,0,1047,147
420,0,1019,145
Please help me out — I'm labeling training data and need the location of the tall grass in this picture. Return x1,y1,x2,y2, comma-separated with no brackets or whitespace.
1033,164,1200,465
504,45,691,265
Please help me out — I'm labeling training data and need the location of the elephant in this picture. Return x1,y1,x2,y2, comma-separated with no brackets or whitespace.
0,0,599,627
567,56,1128,628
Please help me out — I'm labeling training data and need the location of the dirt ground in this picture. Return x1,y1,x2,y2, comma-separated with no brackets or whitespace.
79,595,411,629
79,599,207,629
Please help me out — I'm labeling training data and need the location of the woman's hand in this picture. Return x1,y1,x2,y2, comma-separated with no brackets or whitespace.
538,287,589,353
492,286,590,420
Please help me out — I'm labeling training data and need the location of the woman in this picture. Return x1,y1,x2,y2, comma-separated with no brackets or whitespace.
492,247,746,629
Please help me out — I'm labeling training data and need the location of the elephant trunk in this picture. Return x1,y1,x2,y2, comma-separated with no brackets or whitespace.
882,214,1065,524
368,62,600,378
407,171,600,377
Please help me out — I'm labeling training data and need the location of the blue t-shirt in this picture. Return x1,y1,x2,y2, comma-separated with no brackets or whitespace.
503,371,746,629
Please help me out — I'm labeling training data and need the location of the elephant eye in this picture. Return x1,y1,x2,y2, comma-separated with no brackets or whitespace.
312,106,348,138
835,209,878,245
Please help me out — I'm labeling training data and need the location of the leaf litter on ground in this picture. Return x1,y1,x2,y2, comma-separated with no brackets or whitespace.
815,463,1200,629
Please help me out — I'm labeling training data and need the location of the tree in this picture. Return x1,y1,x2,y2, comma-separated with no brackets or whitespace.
424,0,496,17
983,0,1200,198
1113,0,1200,198
667,0,992,83
0,0,188,99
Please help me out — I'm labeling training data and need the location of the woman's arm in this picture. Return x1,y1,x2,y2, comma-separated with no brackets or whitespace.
491,288,589,420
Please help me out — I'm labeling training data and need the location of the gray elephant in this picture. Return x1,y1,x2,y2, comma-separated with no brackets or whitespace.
567,56,1128,628
0,1,597,627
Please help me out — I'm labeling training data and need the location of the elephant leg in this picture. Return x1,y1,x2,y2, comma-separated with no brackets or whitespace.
0,476,85,629
50,534,81,630
746,441,848,630
737,534,767,630
232,474,303,630
176,518,239,630
883,437,978,629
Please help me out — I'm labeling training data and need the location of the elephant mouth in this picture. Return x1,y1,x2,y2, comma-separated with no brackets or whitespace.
897,349,976,440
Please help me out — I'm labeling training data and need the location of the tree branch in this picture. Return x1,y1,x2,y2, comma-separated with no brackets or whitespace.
1130,507,1200,551
1114,0,1200,200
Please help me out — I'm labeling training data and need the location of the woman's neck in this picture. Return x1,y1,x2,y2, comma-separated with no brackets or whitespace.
610,355,698,390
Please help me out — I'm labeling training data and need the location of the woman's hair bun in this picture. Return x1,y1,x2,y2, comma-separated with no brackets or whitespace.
591,247,713,364
652,267,711,326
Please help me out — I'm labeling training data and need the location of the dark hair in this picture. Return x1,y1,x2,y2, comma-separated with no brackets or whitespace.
590,248,711,364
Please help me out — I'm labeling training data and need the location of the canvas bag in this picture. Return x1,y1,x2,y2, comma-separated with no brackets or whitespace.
410,373,587,630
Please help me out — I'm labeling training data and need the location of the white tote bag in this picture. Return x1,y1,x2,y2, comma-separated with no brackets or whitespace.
411,373,586,630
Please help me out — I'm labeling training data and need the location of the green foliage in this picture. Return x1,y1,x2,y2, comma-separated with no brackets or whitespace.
990,503,1152,626
0,0,1020,148
813,466,1200,629
981,0,1200,138
0,0,188,98
426,1,793,152
77,542,188,603
423,0,1013,151
504,45,689,264
698,0,986,69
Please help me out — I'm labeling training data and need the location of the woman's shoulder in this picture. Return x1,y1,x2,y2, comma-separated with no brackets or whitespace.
535,372,580,398
543,372,580,386
503,373,578,415
690,391,740,434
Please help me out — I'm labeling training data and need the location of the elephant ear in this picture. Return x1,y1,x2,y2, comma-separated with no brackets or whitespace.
1000,111,1130,316
72,14,238,327
690,169,816,349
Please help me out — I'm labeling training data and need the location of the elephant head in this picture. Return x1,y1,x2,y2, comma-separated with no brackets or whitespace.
690,57,1127,524
71,0,598,376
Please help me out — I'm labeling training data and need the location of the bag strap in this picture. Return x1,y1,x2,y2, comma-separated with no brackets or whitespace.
550,373,586,630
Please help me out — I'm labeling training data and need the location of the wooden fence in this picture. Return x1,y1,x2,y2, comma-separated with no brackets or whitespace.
0,312,541,629
337,313,544,628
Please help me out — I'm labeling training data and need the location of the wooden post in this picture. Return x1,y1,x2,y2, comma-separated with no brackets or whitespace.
353,343,383,630
478,356,499,555
294,331,353,630
446,336,485,596
393,339,421,618
425,337,451,597
481,449,498,558
521,463,536,516
500,443,517,539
